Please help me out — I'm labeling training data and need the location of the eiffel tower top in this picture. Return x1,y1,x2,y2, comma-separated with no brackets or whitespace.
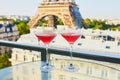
41,0,76,5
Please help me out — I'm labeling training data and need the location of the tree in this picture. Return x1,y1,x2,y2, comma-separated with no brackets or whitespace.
93,24,103,30
84,18,93,28
0,54,11,69
117,26,120,31
37,19,48,26
16,21,30,35
84,18,117,30
0,17,7,21
57,18,63,25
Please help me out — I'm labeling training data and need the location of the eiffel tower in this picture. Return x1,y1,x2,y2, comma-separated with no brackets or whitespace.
28,0,86,29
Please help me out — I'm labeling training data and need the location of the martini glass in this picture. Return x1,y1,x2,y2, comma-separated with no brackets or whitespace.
61,32,80,72
35,30,56,72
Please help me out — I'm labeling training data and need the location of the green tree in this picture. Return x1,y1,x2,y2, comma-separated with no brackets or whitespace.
16,21,30,35
0,54,11,69
57,18,63,25
93,24,103,30
85,18,112,30
98,20,106,29
84,18,93,28
38,19,48,26
91,19,98,28
117,26,120,31
0,17,7,21
111,28,116,31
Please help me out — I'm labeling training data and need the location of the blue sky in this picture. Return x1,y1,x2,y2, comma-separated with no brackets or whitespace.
0,0,120,19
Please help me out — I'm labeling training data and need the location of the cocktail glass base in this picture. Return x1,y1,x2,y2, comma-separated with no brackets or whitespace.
40,63,54,72
64,64,79,72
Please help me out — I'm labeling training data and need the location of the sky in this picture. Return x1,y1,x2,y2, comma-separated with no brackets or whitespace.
0,0,120,19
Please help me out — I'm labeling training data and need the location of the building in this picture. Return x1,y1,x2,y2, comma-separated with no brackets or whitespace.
105,18,120,25
0,20,19,54
0,15,30,21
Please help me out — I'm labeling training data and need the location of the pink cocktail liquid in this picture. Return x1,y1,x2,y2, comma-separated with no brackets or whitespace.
36,33,56,44
61,33,80,44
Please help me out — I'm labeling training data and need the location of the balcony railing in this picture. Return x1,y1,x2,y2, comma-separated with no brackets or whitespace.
0,40,120,64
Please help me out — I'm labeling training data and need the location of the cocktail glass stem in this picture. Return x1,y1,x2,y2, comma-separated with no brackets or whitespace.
70,44,73,64
40,44,54,72
45,44,49,64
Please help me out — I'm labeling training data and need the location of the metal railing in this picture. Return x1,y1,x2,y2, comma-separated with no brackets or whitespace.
0,40,120,64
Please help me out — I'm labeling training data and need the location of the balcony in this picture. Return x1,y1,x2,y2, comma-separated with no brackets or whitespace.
0,40,120,80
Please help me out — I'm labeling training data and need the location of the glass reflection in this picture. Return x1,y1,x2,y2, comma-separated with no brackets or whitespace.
0,59,120,80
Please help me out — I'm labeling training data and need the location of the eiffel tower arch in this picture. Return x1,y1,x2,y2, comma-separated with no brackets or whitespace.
28,0,86,28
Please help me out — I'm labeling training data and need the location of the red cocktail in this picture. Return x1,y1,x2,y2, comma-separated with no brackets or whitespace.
61,33,80,44
35,32,56,72
36,33,56,44
61,32,80,72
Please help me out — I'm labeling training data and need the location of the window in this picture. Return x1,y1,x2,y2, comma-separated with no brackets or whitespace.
15,54,18,60
78,43,82,46
52,40,55,43
81,35,85,39
86,67,92,75
32,57,34,62
118,42,120,46
101,70,108,78
24,55,27,61
106,46,110,49
92,31,95,33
